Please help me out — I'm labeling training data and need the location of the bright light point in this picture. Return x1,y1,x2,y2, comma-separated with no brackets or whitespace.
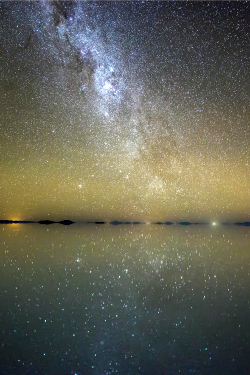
212,222,217,226
78,184,82,188
103,81,113,91
110,67,114,72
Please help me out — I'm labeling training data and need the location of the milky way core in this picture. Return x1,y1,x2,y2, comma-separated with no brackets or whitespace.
0,1,249,222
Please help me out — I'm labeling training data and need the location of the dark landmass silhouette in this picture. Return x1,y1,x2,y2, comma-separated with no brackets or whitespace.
1,220,250,226
86,221,106,224
0,220,74,225
38,220,75,225
38,220,55,225
234,222,250,226
154,222,173,225
0,220,35,224
111,221,146,225
58,220,75,225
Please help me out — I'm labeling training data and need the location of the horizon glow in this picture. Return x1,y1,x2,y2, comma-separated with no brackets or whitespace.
0,1,249,222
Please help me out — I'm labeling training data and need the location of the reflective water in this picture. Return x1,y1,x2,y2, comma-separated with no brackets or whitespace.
0,224,249,374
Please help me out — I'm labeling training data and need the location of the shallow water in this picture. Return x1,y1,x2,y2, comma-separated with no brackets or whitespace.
0,224,250,374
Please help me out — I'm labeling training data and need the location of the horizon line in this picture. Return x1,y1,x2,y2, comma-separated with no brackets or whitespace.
0,219,250,226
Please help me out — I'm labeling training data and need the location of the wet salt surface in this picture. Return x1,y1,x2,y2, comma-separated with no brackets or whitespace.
0,224,249,374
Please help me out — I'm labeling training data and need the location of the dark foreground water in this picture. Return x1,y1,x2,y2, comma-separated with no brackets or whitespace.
0,224,249,375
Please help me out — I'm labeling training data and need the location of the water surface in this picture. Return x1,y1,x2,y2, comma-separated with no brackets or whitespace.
0,224,249,374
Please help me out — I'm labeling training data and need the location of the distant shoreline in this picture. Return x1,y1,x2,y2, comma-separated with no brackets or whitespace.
0,220,249,226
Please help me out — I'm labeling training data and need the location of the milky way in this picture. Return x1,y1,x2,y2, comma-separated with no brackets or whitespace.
0,1,249,222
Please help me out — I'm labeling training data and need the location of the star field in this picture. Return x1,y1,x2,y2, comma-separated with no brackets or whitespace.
1,224,250,373
0,1,249,222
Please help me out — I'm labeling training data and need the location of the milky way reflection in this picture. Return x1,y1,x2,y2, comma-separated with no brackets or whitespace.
0,224,249,374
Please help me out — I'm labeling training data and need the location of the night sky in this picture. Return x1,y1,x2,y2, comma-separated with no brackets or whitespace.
0,1,249,222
